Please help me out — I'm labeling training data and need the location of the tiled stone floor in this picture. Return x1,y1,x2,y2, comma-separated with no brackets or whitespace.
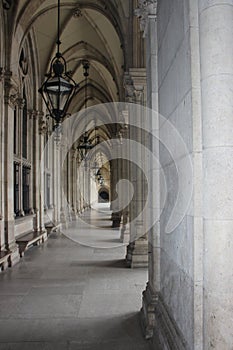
0,205,151,350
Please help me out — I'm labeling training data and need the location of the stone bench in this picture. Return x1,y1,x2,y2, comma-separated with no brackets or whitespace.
45,222,61,235
16,231,46,257
0,251,11,271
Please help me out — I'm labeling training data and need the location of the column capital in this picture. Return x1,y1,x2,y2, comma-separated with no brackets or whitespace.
16,97,25,109
28,109,42,120
70,148,78,160
135,0,157,36
125,69,147,105
39,114,48,135
4,71,20,108
124,73,135,102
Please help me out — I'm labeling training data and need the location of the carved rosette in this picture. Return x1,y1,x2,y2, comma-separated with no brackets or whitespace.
135,0,157,34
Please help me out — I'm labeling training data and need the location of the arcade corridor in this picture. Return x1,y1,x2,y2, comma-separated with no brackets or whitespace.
0,205,151,350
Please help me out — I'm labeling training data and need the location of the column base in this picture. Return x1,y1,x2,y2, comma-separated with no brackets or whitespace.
8,242,20,267
60,210,68,228
126,239,148,268
141,283,187,349
120,211,130,243
141,282,158,340
120,225,130,243
71,210,78,221
111,212,122,228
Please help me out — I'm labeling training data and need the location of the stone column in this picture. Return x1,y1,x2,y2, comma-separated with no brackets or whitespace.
120,119,131,243
110,158,120,227
111,131,123,229
199,1,233,349
125,68,148,268
31,110,44,232
70,148,78,220
0,68,5,250
76,154,82,214
60,142,68,225
52,133,61,226
38,115,47,234
28,111,35,216
135,0,161,338
3,71,20,264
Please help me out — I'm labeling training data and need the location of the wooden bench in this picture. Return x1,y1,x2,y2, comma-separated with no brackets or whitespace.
16,231,46,257
0,251,11,271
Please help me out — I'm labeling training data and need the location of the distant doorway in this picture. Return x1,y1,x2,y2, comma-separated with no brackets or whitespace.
98,190,109,203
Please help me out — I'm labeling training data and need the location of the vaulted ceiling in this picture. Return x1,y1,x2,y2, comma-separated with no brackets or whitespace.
12,0,133,111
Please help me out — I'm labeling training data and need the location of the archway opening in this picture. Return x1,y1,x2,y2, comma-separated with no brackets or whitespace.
98,189,109,203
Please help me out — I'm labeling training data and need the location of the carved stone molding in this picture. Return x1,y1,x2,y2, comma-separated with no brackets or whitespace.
124,73,135,102
2,0,12,10
4,71,19,108
73,7,82,18
135,0,157,33
70,148,78,160
16,97,25,109
28,109,39,120
0,67,4,82
36,111,48,135
39,117,48,135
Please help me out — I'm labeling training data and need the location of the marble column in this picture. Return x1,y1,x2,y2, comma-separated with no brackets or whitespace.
199,1,233,348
